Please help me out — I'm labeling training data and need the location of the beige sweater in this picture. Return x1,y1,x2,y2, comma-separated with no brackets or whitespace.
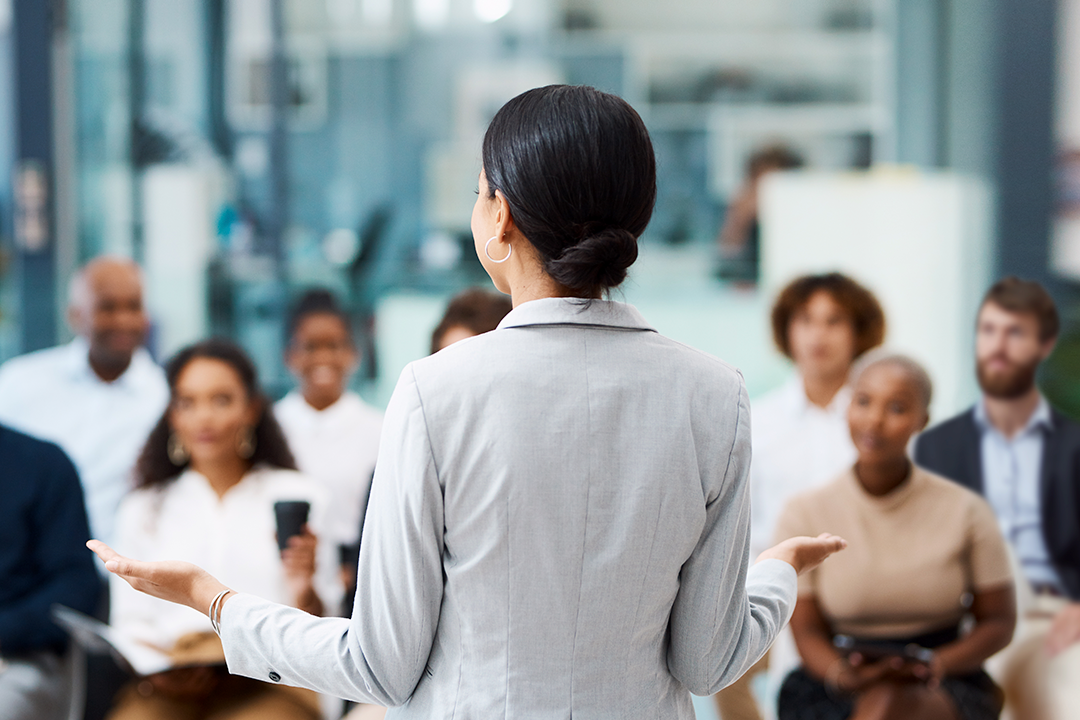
775,465,1013,639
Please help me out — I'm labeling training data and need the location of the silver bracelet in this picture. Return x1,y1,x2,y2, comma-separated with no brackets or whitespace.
208,589,232,635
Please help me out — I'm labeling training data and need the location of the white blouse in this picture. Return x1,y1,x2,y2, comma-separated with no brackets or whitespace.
110,466,342,650
748,375,856,559
275,391,384,547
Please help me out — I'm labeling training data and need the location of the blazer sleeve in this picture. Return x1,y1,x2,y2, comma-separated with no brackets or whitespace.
665,379,798,695
220,365,444,705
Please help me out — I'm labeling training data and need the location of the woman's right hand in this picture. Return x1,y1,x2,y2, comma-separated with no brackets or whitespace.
87,540,229,616
756,533,847,575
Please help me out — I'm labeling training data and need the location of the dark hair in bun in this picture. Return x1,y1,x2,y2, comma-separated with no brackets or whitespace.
482,85,656,297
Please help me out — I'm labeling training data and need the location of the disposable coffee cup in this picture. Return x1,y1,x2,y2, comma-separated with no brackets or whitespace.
274,500,310,552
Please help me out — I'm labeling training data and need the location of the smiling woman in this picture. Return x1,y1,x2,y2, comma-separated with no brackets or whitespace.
276,289,384,613
775,353,1016,720
104,339,342,720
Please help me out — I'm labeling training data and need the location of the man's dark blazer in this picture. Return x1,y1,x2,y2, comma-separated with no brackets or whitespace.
914,407,1080,600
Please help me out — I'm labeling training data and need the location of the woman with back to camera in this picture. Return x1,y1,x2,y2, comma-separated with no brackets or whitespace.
89,85,845,718
106,339,340,720
775,353,1016,720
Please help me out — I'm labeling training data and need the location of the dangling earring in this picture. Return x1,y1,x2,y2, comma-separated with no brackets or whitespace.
237,426,256,459
484,236,512,263
167,433,189,466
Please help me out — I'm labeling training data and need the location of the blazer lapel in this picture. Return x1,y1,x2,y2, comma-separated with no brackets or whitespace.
1040,412,1062,552
962,409,985,494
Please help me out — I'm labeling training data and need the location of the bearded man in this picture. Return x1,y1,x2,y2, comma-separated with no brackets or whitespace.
915,276,1080,720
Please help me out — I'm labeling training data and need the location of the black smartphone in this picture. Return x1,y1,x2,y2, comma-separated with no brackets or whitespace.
833,635,935,664
274,500,311,552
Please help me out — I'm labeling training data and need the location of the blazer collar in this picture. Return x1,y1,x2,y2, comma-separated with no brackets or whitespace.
497,297,657,333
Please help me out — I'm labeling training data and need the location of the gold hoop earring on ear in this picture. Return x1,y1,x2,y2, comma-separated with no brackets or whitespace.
237,426,256,459
167,433,190,466
485,236,512,264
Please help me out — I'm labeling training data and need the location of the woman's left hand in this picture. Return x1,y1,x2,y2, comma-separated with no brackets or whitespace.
86,540,229,616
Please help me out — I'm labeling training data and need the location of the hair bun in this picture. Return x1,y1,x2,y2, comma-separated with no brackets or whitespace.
545,227,639,294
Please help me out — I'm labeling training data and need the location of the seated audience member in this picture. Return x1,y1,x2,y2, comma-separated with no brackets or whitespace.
276,289,382,601
107,339,340,720
716,273,885,720
776,353,1015,720
0,424,98,720
915,277,1080,720
0,256,168,548
430,287,513,353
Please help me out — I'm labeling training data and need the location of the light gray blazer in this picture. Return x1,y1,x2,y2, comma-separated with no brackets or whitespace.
221,298,797,718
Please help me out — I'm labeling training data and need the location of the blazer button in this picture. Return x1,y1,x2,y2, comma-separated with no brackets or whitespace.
269,671,281,682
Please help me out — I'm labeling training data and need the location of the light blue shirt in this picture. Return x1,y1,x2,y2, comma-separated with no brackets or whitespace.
974,396,1063,591
0,338,169,545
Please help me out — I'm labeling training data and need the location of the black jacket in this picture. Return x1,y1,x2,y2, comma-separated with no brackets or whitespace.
913,407,1080,600
0,424,98,653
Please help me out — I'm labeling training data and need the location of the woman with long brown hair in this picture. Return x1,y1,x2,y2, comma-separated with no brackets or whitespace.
106,339,340,720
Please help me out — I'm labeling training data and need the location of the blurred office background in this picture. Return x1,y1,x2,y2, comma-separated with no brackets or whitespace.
0,0,1077,424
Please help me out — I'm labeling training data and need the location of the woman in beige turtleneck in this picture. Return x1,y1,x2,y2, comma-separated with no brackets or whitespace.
776,353,1016,720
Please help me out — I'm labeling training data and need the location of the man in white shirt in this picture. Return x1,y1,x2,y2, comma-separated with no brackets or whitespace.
0,257,168,548
717,272,885,720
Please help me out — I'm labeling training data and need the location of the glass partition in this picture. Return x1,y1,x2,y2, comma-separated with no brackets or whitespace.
56,0,894,404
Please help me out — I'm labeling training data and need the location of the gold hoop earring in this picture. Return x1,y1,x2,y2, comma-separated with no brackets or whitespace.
237,426,257,459
167,433,189,466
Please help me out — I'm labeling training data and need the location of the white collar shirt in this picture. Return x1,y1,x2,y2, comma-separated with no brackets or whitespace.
974,396,1063,591
0,338,169,545
109,466,343,650
749,375,857,558
275,391,383,547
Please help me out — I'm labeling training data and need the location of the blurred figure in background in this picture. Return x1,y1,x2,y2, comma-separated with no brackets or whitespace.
778,353,1015,720
276,289,382,609
430,287,513,353
108,339,339,720
714,144,803,285
0,424,98,720
915,277,1080,720
716,273,884,720
0,256,168,549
